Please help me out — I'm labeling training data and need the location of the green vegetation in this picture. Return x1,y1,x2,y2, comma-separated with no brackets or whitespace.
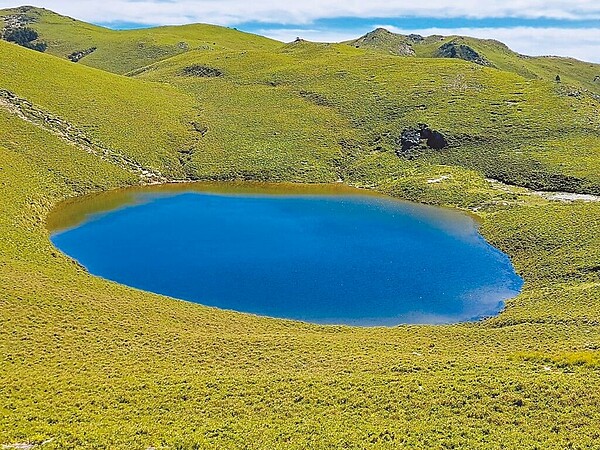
1,6,600,449
3,26,47,52
348,29,600,96
133,40,600,193
0,6,280,74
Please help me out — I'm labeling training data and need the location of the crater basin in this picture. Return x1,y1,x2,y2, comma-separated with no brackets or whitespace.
48,183,523,326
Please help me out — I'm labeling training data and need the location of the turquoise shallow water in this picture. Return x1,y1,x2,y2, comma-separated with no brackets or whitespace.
50,186,523,326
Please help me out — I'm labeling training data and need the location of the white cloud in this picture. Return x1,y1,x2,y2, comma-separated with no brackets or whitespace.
2,1,600,25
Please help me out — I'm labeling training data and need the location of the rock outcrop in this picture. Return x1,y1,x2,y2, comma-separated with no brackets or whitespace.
348,28,415,56
179,64,224,77
68,47,97,62
397,124,448,157
1,10,35,32
1,10,47,52
435,41,492,67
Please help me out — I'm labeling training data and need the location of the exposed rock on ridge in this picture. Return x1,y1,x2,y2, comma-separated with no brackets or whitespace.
435,41,493,67
1,7,47,52
348,28,416,56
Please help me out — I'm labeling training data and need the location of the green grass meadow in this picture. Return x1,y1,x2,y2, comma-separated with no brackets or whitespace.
1,7,600,449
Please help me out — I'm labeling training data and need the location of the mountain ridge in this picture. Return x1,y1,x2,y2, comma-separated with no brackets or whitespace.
0,5,282,74
2,5,600,92
346,27,600,93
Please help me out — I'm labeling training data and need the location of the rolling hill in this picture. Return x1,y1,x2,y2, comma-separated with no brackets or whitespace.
1,6,600,449
0,6,281,74
347,27,600,95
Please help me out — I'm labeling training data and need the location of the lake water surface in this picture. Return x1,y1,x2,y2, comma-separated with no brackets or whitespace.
49,183,523,326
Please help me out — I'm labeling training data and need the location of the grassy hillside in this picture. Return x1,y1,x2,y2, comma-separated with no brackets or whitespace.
135,40,600,195
348,29,600,95
0,6,281,74
1,10,600,449
3,5,599,93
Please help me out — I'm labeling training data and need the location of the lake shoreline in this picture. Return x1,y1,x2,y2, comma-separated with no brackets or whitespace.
48,181,523,327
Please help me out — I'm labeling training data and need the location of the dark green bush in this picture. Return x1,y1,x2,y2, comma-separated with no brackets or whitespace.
5,27,38,45
3,27,46,52
179,64,223,77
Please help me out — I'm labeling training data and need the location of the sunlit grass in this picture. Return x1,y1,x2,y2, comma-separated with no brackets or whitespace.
1,11,600,449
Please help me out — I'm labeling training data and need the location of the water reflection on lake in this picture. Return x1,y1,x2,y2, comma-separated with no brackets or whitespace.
49,183,523,326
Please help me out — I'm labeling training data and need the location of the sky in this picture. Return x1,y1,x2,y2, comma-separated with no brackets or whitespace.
1,1,599,62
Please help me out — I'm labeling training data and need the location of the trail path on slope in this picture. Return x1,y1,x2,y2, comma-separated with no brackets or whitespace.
0,89,167,183
486,178,600,203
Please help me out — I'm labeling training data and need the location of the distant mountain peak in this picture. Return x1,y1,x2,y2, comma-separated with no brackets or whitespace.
348,29,498,67
348,28,415,56
370,27,392,35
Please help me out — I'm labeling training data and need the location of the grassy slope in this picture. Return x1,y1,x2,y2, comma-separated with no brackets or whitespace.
0,40,205,176
137,41,600,194
349,30,600,95
417,36,600,95
1,19,600,450
4,5,600,94
0,6,281,74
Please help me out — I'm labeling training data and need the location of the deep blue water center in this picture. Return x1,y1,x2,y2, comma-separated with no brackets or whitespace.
50,185,523,326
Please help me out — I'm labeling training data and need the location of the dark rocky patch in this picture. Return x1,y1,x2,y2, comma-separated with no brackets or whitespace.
421,127,448,149
580,265,600,275
299,90,331,107
407,34,424,43
179,64,224,77
4,26,37,44
400,128,421,151
1,11,47,52
191,122,208,136
68,47,97,62
436,41,492,67
397,124,448,157
2,26,46,52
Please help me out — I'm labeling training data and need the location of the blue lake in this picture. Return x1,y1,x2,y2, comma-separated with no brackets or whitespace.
49,183,523,326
